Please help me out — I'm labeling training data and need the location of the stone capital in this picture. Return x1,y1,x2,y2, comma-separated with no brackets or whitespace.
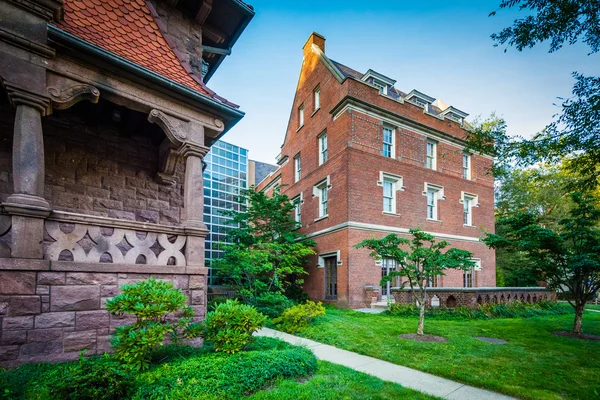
5,85,51,116
178,142,209,159
7,0,64,22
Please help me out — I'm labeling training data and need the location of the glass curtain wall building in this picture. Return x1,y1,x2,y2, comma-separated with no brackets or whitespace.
203,141,248,285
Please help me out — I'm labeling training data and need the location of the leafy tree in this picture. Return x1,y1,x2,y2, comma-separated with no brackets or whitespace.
482,192,600,335
488,0,600,190
216,188,315,305
355,229,475,336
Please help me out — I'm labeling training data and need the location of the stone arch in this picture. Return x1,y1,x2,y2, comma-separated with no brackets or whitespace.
477,295,483,305
526,294,531,303
520,294,525,302
485,295,490,304
446,295,457,308
492,295,498,304
500,294,505,303
532,294,538,303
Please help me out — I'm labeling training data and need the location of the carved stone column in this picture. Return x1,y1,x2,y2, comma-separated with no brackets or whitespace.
148,109,211,267
180,142,209,266
2,88,52,258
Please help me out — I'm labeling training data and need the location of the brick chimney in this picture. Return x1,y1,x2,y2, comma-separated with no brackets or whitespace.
303,32,325,57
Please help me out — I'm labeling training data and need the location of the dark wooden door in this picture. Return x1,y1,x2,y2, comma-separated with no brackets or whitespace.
324,256,337,300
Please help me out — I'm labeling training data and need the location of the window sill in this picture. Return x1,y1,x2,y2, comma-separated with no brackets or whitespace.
296,125,304,133
311,108,321,117
463,224,477,228
426,218,442,223
383,211,401,217
314,215,329,222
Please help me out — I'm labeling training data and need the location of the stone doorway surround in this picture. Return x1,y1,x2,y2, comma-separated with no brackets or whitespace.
0,0,242,366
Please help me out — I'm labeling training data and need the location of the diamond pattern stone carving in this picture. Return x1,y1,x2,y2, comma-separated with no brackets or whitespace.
45,221,186,266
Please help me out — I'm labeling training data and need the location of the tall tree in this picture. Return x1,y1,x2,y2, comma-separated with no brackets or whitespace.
355,229,474,336
483,192,600,335
215,188,315,304
488,0,600,190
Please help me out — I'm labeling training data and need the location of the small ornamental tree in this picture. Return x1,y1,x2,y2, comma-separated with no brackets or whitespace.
216,188,315,306
106,278,197,370
355,229,475,335
482,192,600,335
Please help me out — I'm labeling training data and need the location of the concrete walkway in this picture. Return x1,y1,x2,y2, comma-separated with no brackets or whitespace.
586,308,600,313
256,328,516,400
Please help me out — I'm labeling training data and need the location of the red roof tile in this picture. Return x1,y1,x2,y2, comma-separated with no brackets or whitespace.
54,0,212,97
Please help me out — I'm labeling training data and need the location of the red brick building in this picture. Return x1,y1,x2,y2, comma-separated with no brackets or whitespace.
257,33,496,308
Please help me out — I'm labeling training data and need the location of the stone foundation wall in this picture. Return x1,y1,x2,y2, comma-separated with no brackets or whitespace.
391,287,556,309
0,260,206,367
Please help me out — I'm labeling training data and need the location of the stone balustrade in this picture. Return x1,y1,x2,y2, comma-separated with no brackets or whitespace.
390,287,556,308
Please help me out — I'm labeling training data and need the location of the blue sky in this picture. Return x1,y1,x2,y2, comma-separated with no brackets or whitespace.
209,0,598,164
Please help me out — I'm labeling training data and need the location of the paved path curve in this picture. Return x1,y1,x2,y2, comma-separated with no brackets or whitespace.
256,328,516,400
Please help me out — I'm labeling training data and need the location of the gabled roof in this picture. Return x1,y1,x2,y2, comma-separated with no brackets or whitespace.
52,0,248,107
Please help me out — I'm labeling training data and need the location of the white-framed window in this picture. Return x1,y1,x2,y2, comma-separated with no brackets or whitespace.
424,183,444,221
373,81,386,94
462,153,471,179
292,194,302,224
427,275,440,288
319,132,328,165
294,154,301,183
313,177,330,219
461,192,478,226
382,127,394,158
314,86,320,111
298,104,304,128
426,140,437,170
378,172,404,214
463,268,474,288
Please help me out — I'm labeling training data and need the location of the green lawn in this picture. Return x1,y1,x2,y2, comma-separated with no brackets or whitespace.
249,361,438,400
296,308,600,400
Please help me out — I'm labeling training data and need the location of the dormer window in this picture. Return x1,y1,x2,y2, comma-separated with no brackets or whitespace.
361,69,395,97
441,106,469,124
405,90,435,109
373,81,386,95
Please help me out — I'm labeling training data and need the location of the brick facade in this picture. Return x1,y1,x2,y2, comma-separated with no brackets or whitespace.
257,33,496,308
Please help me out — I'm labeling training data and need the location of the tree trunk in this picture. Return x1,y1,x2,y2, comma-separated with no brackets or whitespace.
417,301,425,335
573,303,585,335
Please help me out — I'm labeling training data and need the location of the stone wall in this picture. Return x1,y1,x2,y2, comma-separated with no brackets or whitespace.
0,104,185,226
0,261,206,367
390,287,556,309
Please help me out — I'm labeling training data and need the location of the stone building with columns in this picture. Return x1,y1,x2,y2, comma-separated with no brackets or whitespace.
0,0,253,366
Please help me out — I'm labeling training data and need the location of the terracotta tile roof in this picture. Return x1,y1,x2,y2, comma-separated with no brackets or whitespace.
54,0,212,97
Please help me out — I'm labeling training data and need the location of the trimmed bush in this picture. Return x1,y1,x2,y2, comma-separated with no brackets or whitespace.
28,354,132,400
106,278,197,370
273,301,326,333
388,300,572,319
131,338,317,399
207,296,230,312
202,299,267,353
247,292,295,318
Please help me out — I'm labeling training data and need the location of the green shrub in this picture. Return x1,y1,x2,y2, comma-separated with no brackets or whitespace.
28,354,132,400
131,337,317,400
247,292,294,318
273,301,326,333
207,296,231,312
105,278,197,370
388,300,571,320
202,299,267,354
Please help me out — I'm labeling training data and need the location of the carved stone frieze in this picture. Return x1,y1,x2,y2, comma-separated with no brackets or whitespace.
45,221,187,266
47,73,100,111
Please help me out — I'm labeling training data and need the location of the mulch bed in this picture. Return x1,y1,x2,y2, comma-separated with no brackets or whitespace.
553,331,600,341
399,333,447,342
